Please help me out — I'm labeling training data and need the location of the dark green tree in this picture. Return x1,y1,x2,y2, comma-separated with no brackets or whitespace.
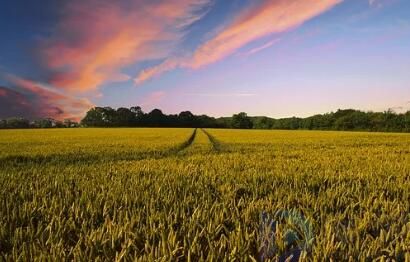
116,107,136,126
231,112,253,129
33,118,54,128
5,117,29,128
253,117,273,129
178,111,196,127
146,109,166,127
80,107,106,127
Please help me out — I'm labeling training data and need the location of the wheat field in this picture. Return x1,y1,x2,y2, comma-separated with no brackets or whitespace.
0,128,409,261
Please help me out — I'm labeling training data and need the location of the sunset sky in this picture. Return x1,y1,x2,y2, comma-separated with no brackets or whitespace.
0,0,409,120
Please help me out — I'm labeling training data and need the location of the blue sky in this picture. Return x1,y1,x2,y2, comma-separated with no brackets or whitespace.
0,0,409,120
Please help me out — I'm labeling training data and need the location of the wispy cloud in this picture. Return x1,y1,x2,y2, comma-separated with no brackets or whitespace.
135,57,189,85
41,0,211,92
135,0,342,84
241,39,281,57
1,73,93,120
190,0,341,68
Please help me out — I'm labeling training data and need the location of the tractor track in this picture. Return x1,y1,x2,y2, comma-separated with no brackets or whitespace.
169,128,197,154
201,128,222,152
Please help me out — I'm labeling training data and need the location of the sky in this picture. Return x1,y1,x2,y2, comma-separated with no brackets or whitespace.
0,0,409,120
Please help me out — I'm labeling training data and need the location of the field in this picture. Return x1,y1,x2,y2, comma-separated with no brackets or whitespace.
0,128,409,261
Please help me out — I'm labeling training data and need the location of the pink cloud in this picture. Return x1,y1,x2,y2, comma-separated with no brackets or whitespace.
135,57,189,85
135,0,341,84
191,0,341,68
42,0,210,92
3,74,93,121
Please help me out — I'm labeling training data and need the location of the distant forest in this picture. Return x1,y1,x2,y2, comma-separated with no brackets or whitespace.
1,106,410,132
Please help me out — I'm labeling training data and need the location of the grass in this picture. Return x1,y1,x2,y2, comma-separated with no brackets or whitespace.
0,128,409,261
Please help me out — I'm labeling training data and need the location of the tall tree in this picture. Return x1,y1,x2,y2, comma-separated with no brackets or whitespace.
116,107,136,126
178,111,196,127
81,107,106,127
231,112,253,129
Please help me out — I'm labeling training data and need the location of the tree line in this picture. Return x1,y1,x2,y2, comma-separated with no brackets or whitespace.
251,109,410,132
1,107,409,132
0,118,79,129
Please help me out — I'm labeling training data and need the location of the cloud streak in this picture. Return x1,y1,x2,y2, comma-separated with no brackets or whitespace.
41,0,211,92
1,73,93,120
241,39,281,56
135,0,342,84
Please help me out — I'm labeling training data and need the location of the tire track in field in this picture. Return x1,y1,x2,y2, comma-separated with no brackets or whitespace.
169,128,197,154
201,129,222,152
177,128,214,156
